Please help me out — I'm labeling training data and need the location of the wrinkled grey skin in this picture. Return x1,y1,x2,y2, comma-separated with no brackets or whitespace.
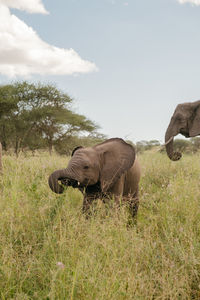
165,100,200,161
49,138,141,217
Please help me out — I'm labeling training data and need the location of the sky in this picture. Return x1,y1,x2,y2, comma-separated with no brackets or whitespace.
1,0,200,143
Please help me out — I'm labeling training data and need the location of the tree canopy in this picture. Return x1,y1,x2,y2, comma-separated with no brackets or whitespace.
0,81,101,155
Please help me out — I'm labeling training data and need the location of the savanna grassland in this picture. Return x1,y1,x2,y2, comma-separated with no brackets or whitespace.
0,151,200,300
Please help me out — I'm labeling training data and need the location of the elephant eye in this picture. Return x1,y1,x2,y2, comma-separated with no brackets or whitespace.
83,165,89,170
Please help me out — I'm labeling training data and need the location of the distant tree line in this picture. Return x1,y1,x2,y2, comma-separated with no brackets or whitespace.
136,138,200,154
136,140,161,153
0,81,105,156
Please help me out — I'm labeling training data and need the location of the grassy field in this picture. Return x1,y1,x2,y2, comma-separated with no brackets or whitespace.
0,151,200,299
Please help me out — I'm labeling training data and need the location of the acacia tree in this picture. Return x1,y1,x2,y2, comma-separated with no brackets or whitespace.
0,84,19,169
33,105,98,154
0,81,98,155
0,142,2,173
0,84,18,151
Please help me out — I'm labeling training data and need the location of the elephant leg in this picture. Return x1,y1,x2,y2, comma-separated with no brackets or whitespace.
127,188,139,218
110,175,125,206
82,195,95,217
129,197,139,218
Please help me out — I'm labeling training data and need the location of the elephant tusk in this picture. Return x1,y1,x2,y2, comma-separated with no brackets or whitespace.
163,136,174,146
155,136,174,153
78,182,80,186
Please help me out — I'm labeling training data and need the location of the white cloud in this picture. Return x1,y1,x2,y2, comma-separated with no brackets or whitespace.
0,1,98,77
178,0,200,6
0,0,48,14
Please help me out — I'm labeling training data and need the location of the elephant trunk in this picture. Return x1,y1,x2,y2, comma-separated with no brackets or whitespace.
165,127,182,161
48,169,69,194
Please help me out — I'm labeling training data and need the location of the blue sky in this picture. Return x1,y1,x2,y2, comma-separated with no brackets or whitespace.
1,0,200,143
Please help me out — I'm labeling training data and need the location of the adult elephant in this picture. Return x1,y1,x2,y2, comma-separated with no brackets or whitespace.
48,138,141,217
165,100,200,161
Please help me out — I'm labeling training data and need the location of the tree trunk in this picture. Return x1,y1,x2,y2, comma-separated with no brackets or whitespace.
48,143,53,155
2,125,7,151
0,142,2,174
48,138,53,155
15,139,20,157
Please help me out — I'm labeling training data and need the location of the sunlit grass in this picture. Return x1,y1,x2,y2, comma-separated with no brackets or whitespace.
0,151,200,299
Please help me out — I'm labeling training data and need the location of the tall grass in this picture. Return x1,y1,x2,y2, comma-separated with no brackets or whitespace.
0,151,200,299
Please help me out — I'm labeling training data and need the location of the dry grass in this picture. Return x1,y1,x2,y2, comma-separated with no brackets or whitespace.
0,151,200,299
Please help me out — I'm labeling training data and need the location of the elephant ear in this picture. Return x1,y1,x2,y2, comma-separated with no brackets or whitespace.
95,138,136,192
71,146,83,156
189,105,200,137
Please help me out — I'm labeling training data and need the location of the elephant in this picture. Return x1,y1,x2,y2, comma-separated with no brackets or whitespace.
48,138,141,217
165,100,200,160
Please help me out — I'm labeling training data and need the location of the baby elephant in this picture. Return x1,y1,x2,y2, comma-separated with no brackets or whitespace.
48,138,141,217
